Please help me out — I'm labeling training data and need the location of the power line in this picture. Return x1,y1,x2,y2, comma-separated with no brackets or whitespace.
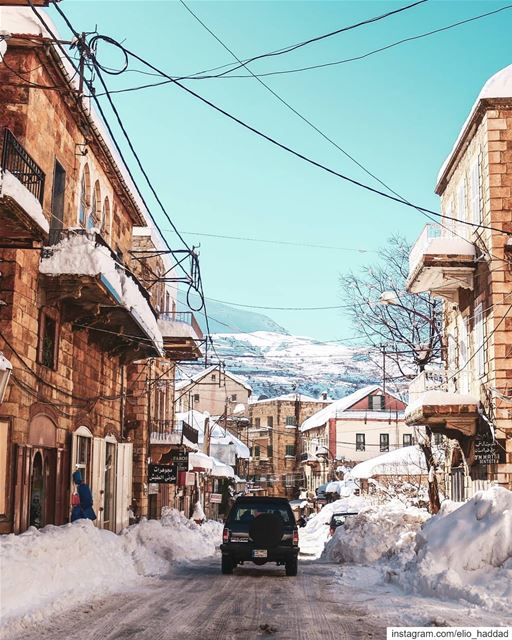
96,5,512,93
30,2,222,366
179,0,429,80
99,40,510,238
195,4,512,80
176,230,377,254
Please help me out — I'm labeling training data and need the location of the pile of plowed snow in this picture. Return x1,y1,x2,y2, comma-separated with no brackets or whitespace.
298,496,368,558
324,502,428,564
397,486,512,610
0,509,222,631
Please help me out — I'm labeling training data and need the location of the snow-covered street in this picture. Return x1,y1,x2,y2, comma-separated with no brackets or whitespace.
3,555,510,640
2,489,511,639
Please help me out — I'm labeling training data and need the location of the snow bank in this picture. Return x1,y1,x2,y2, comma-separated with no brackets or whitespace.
299,496,367,558
0,510,222,632
324,503,429,564
351,445,428,479
397,487,512,611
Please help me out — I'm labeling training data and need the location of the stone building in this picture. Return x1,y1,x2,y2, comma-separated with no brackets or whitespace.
405,65,512,500
175,365,252,418
248,393,330,498
299,386,408,494
0,8,202,533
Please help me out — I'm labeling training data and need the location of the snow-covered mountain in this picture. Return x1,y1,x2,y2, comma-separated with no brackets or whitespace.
203,331,382,400
179,292,288,335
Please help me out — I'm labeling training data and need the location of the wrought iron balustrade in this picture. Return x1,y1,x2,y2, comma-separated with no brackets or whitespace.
2,129,45,204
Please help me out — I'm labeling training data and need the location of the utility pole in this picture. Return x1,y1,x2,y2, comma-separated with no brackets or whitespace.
381,343,386,396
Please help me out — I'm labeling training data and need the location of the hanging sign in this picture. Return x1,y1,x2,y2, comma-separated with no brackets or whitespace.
148,463,178,484
168,449,189,470
474,436,500,465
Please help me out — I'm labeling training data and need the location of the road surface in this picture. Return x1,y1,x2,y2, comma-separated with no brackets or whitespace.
8,557,382,640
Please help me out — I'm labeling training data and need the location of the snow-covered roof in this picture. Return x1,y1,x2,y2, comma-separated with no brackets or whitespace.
187,450,234,477
175,365,252,393
436,64,512,191
301,385,403,432
250,392,323,405
351,446,428,479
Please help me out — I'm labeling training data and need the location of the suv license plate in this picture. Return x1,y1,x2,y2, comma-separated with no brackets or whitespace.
252,549,267,559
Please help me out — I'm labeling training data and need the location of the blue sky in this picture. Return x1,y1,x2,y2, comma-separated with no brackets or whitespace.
51,1,511,340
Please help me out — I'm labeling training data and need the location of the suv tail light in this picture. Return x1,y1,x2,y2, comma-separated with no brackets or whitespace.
223,527,230,543
293,529,299,546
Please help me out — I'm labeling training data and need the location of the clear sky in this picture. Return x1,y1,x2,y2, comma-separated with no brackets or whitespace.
50,1,511,340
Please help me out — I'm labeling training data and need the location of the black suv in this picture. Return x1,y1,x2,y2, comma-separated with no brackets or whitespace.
220,496,299,576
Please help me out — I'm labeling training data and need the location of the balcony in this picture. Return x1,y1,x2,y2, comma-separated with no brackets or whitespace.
406,224,476,302
405,369,479,438
158,311,203,361
0,129,48,248
39,229,163,361
150,418,199,447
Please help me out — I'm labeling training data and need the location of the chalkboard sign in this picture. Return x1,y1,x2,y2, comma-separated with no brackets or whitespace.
148,463,178,484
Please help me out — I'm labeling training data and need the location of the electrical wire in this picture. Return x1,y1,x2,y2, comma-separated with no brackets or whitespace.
195,4,512,80
94,39,511,238
95,5,512,91
178,0,429,80
175,230,378,254
29,2,217,357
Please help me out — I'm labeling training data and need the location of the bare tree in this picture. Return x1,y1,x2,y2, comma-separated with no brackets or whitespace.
340,235,442,378
340,235,442,514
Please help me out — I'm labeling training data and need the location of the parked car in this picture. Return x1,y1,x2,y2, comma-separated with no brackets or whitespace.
220,496,300,576
328,511,358,536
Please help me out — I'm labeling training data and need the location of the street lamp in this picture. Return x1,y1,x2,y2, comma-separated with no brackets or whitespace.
0,352,13,403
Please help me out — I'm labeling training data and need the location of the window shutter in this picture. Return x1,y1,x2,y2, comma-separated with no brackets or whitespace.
470,159,481,225
115,443,132,533
92,437,105,528
474,303,485,378
457,179,467,238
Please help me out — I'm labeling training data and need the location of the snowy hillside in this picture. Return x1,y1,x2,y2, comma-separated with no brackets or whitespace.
179,292,288,335
203,331,381,399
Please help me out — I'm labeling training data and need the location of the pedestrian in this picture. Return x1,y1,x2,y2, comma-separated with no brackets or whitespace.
71,470,97,522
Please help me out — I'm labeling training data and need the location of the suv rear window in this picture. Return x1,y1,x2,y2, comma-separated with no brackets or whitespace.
230,502,293,524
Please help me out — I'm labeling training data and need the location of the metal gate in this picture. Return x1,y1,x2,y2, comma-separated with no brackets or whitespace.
450,466,465,502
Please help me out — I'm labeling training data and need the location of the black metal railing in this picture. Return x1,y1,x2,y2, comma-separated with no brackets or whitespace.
150,418,199,445
2,129,45,204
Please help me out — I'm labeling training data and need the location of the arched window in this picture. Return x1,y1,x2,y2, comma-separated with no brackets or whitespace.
87,180,101,230
78,164,91,226
101,196,110,237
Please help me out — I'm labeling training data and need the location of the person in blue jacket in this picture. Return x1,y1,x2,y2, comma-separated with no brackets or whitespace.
71,470,97,522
